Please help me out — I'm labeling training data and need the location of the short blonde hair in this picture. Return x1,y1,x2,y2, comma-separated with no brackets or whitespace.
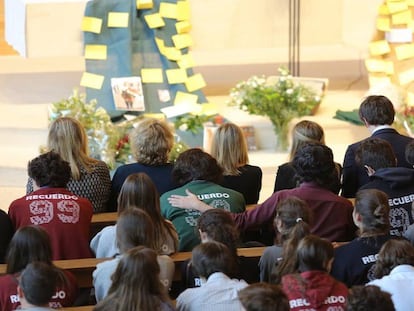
210,123,249,175
47,117,97,180
130,118,174,165
289,120,325,161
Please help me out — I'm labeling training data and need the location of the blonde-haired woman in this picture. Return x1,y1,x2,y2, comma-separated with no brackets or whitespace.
108,118,177,211
274,120,341,194
211,123,262,204
26,117,111,212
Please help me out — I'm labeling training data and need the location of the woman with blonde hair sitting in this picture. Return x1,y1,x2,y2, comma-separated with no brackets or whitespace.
211,122,262,204
108,118,177,211
26,116,111,212
274,119,341,194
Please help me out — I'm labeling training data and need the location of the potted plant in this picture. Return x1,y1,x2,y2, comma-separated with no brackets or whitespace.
227,67,322,150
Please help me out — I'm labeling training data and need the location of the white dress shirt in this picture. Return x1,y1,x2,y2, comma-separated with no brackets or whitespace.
176,272,248,311
368,264,414,311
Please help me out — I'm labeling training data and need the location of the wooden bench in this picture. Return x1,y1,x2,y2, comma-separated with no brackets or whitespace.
90,205,259,239
0,247,265,289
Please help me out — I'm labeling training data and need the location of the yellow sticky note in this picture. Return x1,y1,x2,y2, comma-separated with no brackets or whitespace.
365,59,394,74
368,75,391,87
137,0,153,9
399,68,414,84
384,61,394,74
108,12,129,28
408,0,414,6
369,40,391,56
141,68,164,83
387,1,408,14
144,13,165,28
160,2,177,19
379,4,390,15
176,21,192,33
200,102,218,116
155,37,166,55
142,113,165,120
166,68,187,84
185,74,206,92
172,34,193,49
81,16,103,34
395,43,414,60
164,47,182,61
174,91,198,105
84,45,107,60
177,53,196,69
392,10,412,25
177,0,191,21
80,72,104,90
377,17,390,31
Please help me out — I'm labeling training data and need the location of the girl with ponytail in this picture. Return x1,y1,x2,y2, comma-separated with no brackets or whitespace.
259,196,312,282
331,188,395,287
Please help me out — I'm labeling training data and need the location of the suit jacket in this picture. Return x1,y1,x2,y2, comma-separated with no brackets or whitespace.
342,128,414,198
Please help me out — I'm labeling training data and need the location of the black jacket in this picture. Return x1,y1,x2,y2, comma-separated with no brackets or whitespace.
360,166,414,235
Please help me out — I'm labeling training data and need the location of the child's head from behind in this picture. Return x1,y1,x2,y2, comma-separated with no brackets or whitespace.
19,262,58,307
28,151,71,188
191,241,235,280
274,196,312,242
109,246,162,296
238,282,289,311
117,172,160,215
296,235,334,273
346,285,395,311
116,209,155,253
6,226,52,274
354,189,390,235
197,208,239,253
374,238,414,278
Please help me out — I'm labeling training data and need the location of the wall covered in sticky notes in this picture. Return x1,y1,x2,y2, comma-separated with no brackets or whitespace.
82,0,208,119
367,0,414,103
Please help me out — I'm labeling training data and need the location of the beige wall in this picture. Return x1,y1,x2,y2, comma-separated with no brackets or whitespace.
190,0,384,48
1,0,384,73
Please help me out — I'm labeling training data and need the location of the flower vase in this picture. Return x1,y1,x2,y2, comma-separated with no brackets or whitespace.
271,120,290,151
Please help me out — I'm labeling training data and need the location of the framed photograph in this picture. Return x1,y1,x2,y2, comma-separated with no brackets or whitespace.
111,76,145,111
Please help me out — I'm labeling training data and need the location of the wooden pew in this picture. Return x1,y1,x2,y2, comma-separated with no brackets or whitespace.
0,247,265,289
59,306,94,311
89,205,259,239
90,212,117,239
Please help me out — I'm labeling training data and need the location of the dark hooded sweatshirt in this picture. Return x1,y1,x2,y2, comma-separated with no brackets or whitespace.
282,271,348,311
359,167,414,236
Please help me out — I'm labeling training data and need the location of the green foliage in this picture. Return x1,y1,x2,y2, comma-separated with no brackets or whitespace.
48,90,186,168
227,67,322,149
174,114,216,134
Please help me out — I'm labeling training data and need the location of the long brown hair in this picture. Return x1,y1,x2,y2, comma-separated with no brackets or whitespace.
117,173,178,253
94,246,171,311
374,238,414,278
354,189,390,236
116,209,156,253
6,226,69,289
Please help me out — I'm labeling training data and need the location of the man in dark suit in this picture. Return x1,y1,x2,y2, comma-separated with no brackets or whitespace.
342,95,414,198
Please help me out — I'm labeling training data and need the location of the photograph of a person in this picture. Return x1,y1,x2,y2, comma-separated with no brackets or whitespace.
111,77,145,111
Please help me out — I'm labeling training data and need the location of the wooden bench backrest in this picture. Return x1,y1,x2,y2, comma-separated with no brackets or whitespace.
0,247,265,289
